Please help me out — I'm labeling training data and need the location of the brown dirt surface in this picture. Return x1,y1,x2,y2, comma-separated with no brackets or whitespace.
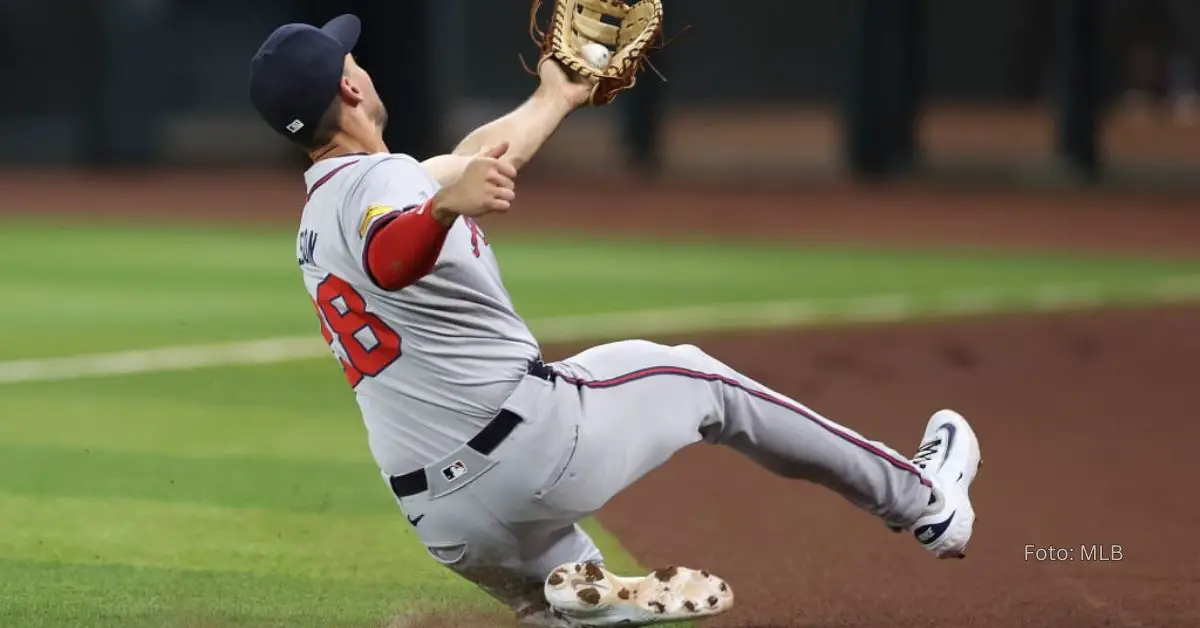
381,609,517,628
1,171,1198,256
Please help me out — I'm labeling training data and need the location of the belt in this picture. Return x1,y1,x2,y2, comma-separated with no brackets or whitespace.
388,359,555,498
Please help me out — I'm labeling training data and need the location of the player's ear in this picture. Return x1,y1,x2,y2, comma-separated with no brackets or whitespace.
338,55,365,106
338,75,365,106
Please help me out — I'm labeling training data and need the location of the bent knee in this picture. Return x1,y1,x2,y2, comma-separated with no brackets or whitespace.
672,343,706,356
671,343,714,366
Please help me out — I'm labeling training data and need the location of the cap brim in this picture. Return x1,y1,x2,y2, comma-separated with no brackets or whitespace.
321,14,361,52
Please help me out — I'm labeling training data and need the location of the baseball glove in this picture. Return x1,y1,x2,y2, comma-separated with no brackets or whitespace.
528,0,666,106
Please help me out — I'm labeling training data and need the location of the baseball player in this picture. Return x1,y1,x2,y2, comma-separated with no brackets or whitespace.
249,14,982,628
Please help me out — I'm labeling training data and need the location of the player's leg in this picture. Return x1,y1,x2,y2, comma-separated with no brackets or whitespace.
428,522,726,628
471,523,606,626
543,339,980,558
510,524,605,626
397,484,604,626
385,387,619,626
415,494,734,627
439,521,736,628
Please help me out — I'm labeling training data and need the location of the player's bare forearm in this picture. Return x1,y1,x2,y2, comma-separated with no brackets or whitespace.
420,91,571,187
420,155,472,187
421,62,589,186
450,87,575,170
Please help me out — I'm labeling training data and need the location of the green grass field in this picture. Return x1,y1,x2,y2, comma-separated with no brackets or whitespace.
2,218,1198,627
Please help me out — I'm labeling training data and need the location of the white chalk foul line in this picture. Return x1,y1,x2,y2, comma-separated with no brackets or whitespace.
1,275,1199,385
0,337,323,385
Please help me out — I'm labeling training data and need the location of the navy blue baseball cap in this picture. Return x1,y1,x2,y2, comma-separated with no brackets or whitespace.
249,14,361,144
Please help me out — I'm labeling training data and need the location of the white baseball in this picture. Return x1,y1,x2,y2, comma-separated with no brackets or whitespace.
581,42,611,69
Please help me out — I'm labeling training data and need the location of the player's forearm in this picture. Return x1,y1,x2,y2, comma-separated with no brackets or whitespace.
452,88,574,170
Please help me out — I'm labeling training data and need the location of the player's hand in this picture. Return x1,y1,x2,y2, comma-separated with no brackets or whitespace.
432,143,517,223
538,59,593,110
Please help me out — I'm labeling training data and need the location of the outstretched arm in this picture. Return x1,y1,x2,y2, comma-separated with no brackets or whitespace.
420,93,569,184
422,60,591,185
450,88,574,170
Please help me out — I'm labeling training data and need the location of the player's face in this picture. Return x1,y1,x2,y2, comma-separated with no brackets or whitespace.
343,55,388,131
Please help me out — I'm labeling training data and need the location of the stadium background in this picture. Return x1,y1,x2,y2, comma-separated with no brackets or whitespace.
1,1,1198,627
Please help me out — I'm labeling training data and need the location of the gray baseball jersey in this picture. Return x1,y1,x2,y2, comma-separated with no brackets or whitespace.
295,152,935,617
298,153,539,475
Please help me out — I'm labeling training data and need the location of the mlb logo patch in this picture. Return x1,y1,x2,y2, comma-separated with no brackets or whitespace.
442,460,468,482
285,119,305,134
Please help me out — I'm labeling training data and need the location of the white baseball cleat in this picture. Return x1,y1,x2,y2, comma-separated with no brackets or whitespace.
904,409,982,559
543,562,734,627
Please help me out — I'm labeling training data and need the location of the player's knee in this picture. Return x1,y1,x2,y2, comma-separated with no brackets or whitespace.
671,343,713,366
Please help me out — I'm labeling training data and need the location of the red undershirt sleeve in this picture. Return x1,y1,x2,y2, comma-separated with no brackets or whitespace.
362,199,453,291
